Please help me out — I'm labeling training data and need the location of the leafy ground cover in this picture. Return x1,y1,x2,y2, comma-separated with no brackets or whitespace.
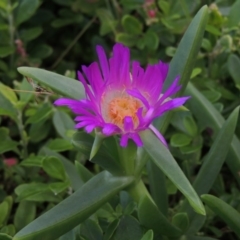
0,0,240,240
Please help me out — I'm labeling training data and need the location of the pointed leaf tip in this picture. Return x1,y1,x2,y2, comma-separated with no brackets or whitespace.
89,132,106,160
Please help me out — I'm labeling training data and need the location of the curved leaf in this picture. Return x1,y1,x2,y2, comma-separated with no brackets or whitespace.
227,54,240,85
165,5,208,92
138,195,182,237
17,67,84,100
147,161,168,216
201,194,240,238
15,0,40,26
141,130,205,215
40,148,83,191
13,171,134,240
182,106,239,234
156,5,208,132
185,83,240,186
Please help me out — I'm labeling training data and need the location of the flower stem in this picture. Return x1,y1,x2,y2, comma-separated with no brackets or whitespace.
127,179,152,204
17,111,28,158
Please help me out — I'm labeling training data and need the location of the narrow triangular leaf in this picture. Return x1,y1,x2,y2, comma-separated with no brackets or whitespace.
141,130,205,215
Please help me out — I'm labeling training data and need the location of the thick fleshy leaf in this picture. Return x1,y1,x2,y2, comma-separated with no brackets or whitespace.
90,133,106,160
140,230,153,240
112,215,143,240
15,0,40,26
14,201,36,231
17,67,84,100
201,194,240,238
15,183,60,202
146,161,168,216
0,83,18,104
103,219,119,240
185,83,240,186
141,130,205,215
72,132,124,176
138,195,182,237
0,233,12,240
52,110,75,140
0,93,18,121
0,201,8,225
227,54,240,86
227,0,240,27
172,213,189,233
26,103,52,124
46,138,73,152
42,156,67,181
181,106,239,234
40,148,83,191
75,161,93,183
155,5,208,131
13,171,134,240
165,6,208,91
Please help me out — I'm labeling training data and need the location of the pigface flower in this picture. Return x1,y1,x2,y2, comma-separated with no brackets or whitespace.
54,43,189,147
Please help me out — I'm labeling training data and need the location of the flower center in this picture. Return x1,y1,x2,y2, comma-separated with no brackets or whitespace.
108,96,141,128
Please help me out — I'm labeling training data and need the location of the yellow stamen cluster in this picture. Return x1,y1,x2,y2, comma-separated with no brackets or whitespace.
108,96,141,128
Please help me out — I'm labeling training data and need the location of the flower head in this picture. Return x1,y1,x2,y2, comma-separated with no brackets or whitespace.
54,43,189,147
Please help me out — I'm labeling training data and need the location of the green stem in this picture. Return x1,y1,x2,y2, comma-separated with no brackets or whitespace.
118,141,153,204
17,111,28,158
128,179,152,204
117,139,136,175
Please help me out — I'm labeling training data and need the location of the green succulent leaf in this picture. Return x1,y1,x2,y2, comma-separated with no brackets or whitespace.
15,0,40,26
121,15,143,35
13,171,134,240
185,83,240,186
156,5,208,133
141,130,205,215
17,67,84,99
228,54,240,86
181,106,239,234
138,195,182,237
201,194,240,238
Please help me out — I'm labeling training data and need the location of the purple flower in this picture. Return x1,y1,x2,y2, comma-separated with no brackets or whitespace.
54,43,189,147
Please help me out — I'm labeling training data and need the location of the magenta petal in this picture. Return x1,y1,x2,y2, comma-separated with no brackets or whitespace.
71,107,94,117
87,62,104,99
54,98,79,106
102,123,119,136
120,134,129,147
156,96,190,115
149,125,168,147
159,61,169,81
131,133,143,147
111,43,130,86
75,121,89,129
157,76,181,107
127,88,150,109
96,45,109,81
136,107,144,126
123,116,134,132
85,124,96,133
132,61,141,82
142,107,155,125
77,71,95,101
132,61,144,87
74,116,96,122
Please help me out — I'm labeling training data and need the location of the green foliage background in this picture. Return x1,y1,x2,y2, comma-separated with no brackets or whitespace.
1,0,240,240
